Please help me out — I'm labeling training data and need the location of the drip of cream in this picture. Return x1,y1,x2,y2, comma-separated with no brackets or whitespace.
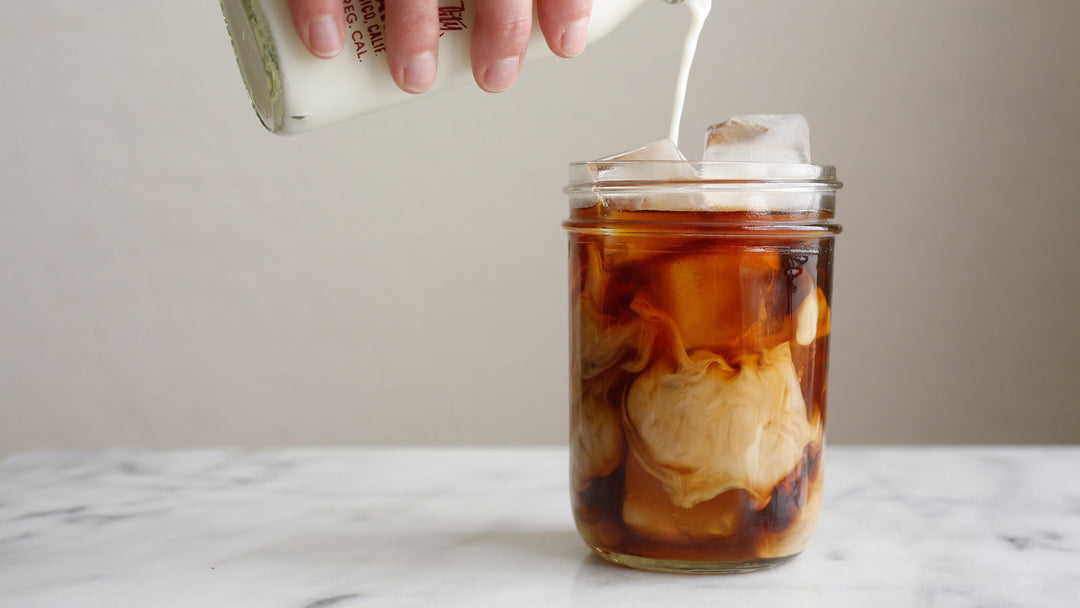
668,0,712,146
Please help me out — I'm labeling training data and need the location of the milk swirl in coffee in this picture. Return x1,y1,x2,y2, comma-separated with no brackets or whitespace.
566,114,838,570
567,9,840,566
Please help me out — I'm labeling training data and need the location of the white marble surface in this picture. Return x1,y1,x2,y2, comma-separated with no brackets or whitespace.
1,447,1077,607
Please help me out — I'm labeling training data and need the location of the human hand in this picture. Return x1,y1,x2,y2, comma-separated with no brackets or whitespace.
286,0,593,94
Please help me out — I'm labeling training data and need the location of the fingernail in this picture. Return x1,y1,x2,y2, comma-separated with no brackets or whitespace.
308,15,342,58
483,57,521,93
560,17,589,57
403,51,437,93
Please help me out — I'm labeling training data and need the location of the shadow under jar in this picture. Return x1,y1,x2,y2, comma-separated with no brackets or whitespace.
563,161,842,573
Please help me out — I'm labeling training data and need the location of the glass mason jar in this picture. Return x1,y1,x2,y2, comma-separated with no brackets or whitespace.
563,161,842,573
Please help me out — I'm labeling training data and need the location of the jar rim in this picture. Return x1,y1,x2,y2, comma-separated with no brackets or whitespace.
566,161,841,193
566,162,841,215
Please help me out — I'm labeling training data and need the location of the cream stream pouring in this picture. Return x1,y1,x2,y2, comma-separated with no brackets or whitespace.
221,0,696,135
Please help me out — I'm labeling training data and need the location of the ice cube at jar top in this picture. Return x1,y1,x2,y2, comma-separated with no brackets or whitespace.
588,139,702,211
699,115,825,212
595,138,688,164
703,115,812,163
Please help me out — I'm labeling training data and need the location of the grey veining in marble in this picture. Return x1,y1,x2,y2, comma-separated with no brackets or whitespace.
1,447,1078,607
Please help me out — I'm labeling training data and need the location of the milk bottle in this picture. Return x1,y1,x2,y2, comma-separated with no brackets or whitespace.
220,0,694,135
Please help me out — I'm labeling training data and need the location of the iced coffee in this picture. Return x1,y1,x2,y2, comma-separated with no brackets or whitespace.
564,116,841,573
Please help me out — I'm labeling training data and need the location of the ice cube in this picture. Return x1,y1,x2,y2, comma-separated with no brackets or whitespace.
570,370,625,492
589,139,701,211
589,138,696,185
622,447,743,541
703,114,812,163
596,138,686,163
643,250,785,352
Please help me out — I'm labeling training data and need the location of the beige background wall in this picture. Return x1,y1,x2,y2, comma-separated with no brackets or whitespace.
1,1,1078,452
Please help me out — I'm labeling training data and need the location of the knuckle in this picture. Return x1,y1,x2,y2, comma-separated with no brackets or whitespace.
399,15,437,38
500,15,533,43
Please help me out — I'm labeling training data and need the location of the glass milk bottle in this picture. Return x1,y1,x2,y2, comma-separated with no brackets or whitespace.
220,0,686,134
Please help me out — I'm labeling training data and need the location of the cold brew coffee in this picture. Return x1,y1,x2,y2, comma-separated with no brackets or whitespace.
564,153,841,573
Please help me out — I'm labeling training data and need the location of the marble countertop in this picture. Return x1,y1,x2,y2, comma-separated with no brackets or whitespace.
1,447,1077,607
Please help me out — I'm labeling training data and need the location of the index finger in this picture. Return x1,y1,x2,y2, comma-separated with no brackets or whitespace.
537,0,593,58
287,0,346,58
